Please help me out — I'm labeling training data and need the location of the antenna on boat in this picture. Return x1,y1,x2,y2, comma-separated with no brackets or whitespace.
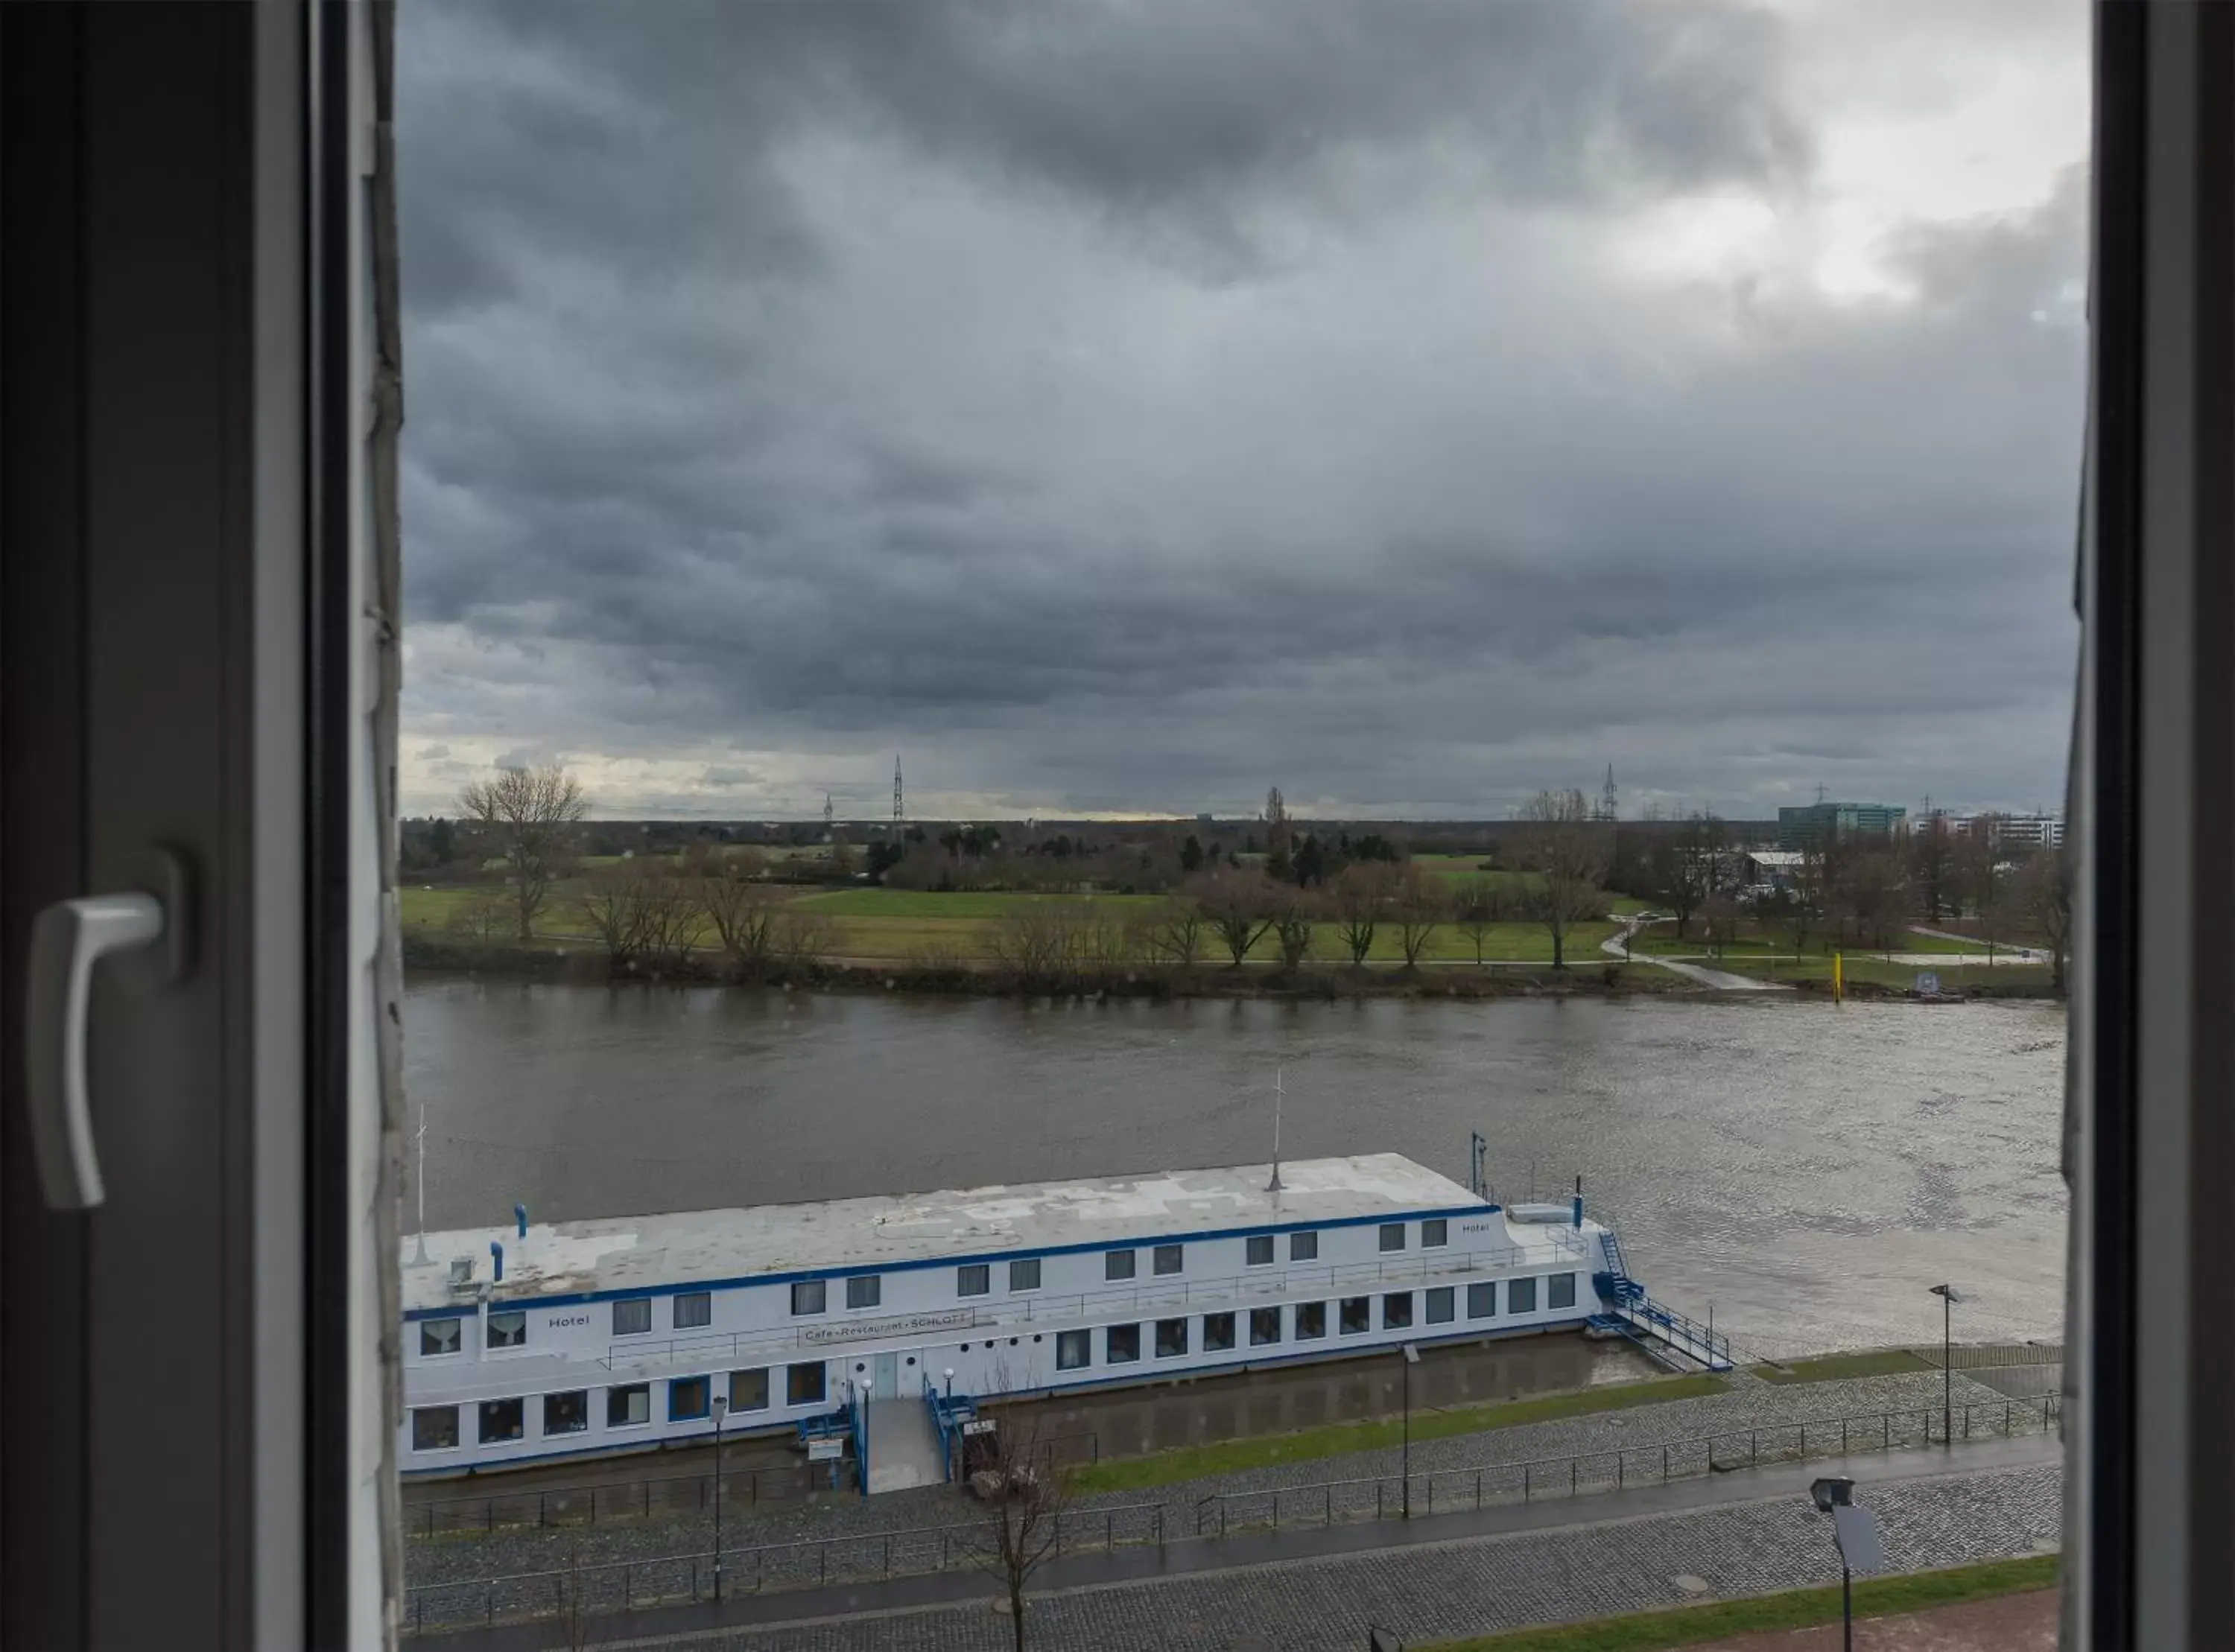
410,1100,430,1266
1266,1067,1285,1194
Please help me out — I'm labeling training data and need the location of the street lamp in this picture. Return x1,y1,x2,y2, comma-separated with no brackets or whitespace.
710,1391,728,1602
1928,1284,1962,1445
1400,1344,1421,1519
943,1366,954,1401
1810,1477,1885,1652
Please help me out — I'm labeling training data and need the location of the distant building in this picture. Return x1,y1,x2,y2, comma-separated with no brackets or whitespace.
1776,801,1907,848
1947,813,2064,850
1746,849,1806,892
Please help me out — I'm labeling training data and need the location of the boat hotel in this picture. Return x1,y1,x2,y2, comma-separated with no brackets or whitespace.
399,1150,1728,1479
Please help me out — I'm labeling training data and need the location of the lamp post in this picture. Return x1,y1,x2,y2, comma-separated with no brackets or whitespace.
943,1366,954,1401
1928,1284,1962,1444
710,1391,728,1601
1400,1344,1420,1519
1810,1477,1884,1652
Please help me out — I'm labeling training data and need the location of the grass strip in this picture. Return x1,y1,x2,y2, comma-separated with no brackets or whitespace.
1418,1553,2058,1651
1065,1373,1727,1495
1751,1350,1933,1385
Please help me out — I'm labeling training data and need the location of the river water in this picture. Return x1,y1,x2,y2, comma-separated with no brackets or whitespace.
402,982,2067,1361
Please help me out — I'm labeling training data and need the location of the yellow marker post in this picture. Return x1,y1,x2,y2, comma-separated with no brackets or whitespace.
1833,952,1844,1004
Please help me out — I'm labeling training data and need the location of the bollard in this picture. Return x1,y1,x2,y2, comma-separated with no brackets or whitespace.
1525,1463,1532,1501
1663,1444,1670,1481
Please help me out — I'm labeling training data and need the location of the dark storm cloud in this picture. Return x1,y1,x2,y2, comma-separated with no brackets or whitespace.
397,0,2087,818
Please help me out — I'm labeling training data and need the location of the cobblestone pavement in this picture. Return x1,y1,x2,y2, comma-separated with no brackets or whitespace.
406,1367,2033,1618
638,1464,2064,1651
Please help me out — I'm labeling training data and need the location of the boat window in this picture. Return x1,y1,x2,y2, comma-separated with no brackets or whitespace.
1204,1312,1237,1351
669,1376,710,1421
1421,1219,1448,1248
1296,1302,1328,1340
1154,1318,1188,1357
1105,1250,1136,1282
1378,1224,1407,1252
1548,1273,1576,1310
1426,1286,1456,1324
1509,1277,1538,1314
612,1297,652,1336
419,1317,460,1358
543,1391,588,1435
1468,1282,1497,1319
730,1369,770,1412
846,1275,882,1310
1340,1297,1370,1335
785,1362,827,1406
1056,1329,1091,1370
1153,1244,1183,1276
477,1397,524,1443
606,1384,651,1428
1383,1292,1414,1329
674,1292,712,1329
1106,1324,1141,1364
1290,1232,1319,1262
1250,1306,1281,1346
1246,1236,1275,1266
790,1280,826,1316
1009,1259,1040,1292
411,1406,459,1452
957,1264,990,1297
486,1309,526,1348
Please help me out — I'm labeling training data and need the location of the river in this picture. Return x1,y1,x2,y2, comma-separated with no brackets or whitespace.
402,982,2067,1361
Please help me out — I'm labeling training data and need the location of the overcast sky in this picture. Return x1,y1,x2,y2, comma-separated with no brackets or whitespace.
396,0,2088,822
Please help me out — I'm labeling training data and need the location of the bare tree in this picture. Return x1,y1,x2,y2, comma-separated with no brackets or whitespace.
961,1381,1077,1652
772,906,837,972
1141,896,1207,968
457,763,589,939
633,862,705,970
1268,886,1319,971
2003,848,2072,991
1652,812,1723,939
1514,789,1610,970
1331,862,1395,965
1451,880,1499,967
1840,841,1906,955
576,865,653,967
1192,872,1277,967
1912,815,1954,922
1698,891,1743,959
444,891,513,944
697,858,782,978
985,902,1084,987
1392,863,1447,970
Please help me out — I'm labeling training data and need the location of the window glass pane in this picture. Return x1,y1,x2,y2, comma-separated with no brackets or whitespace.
786,1362,827,1405
1009,1258,1041,1292
613,1298,651,1336
1421,1219,1448,1248
674,1292,712,1329
1155,1317,1188,1357
544,1391,588,1435
1250,1306,1281,1345
1426,1286,1455,1324
1203,1312,1236,1351
1296,1301,1327,1339
606,1385,650,1427
1378,1224,1406,1252
419,1318,460,1357
1468,1282,1497,1318
670,1376,710,1420
1548,1272,1576,1309
1290,1231,1318,1262
957,1264,990,1297
846,1275,882,1309
1056,1329,1091,1370
1153,1244,1183,1275
1106,1251,1135,1281
487,1310,526,1348
730,1368,770,1411
479,1397,525,1441
412,1406,459,1451
1383,1291,1413,1329
790,1280,826,1315
1246,1235,1274,1266
1340,1296,1370,1335
1509,1277,1538,1313
1106,1324,1141,1363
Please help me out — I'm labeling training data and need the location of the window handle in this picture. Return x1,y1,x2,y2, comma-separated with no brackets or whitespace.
24,849,191,1210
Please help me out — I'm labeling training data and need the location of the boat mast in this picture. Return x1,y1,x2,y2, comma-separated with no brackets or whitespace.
1266,1066,1284,1195
411,1099,430,1265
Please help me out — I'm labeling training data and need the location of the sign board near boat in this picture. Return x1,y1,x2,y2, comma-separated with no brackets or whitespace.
806,1437,845,1461
797,1307,978,1346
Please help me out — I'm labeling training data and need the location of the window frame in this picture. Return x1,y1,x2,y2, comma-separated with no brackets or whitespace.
1426,1285,1456,1324
1153,1244,1184,1276
729,1368,770,1412
1548,1272,1576,1310
673,1292,713,1329
1009,1258,1041,1292
1056,1329,1092,1370
419,1317,461,1359
485,1309,527,1349
1249,1306,1282,1346
1106,1324,1141,1364
957,1263,991,1297
1378,1223,1407,1253
790,1280,827,1317
1468,1281,1497,1319
1382,1291,1414,1330
1290,1230,1319,1262
1246,1235,1275,1267
1509,1276,1538,1314
477,1397,524,1444
1154,1317,1189,1358
1106,1250,1136,1282
1340,1296,1371,1335
612,1297,652,1337
410,1406,460,1452
1295,1300,1328,1340
606,1384,651,1429
846,1275,882,1311
1421,1219,1448,1248
1203,1311,1237,1352
784,1362,827,1407
542,1391,589,1436
668,1376,711,1423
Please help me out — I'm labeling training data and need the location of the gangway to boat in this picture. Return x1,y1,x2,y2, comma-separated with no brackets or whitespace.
1591,1227,1732,1372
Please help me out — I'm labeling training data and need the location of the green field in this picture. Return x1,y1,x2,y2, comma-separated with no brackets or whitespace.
1709,954,2057,993
1626,925,1988,960
1421,1554,2057,1652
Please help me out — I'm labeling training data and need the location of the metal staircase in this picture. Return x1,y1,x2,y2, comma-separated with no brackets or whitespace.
1589,1227,1732,1373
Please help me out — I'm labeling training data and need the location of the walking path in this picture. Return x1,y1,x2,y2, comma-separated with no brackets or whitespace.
1602,923,1789,991
412,1435,2060,1651
864,1400,944,1495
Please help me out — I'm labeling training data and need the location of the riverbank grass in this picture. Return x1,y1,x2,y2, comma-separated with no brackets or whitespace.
1752,1349,1933,1385
1419,1554,2058,1651
1065,1373,1727,1495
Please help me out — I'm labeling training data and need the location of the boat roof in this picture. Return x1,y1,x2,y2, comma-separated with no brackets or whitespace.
401,1153,1486,1315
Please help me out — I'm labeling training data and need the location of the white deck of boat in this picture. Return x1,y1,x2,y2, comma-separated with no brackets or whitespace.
402,1153,1483,1312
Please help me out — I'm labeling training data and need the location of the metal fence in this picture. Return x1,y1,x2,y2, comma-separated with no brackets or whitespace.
408,1458,857,1540
402,1500,1167,1636
1913,1341,2064,1370
1188,1394,2061,1537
